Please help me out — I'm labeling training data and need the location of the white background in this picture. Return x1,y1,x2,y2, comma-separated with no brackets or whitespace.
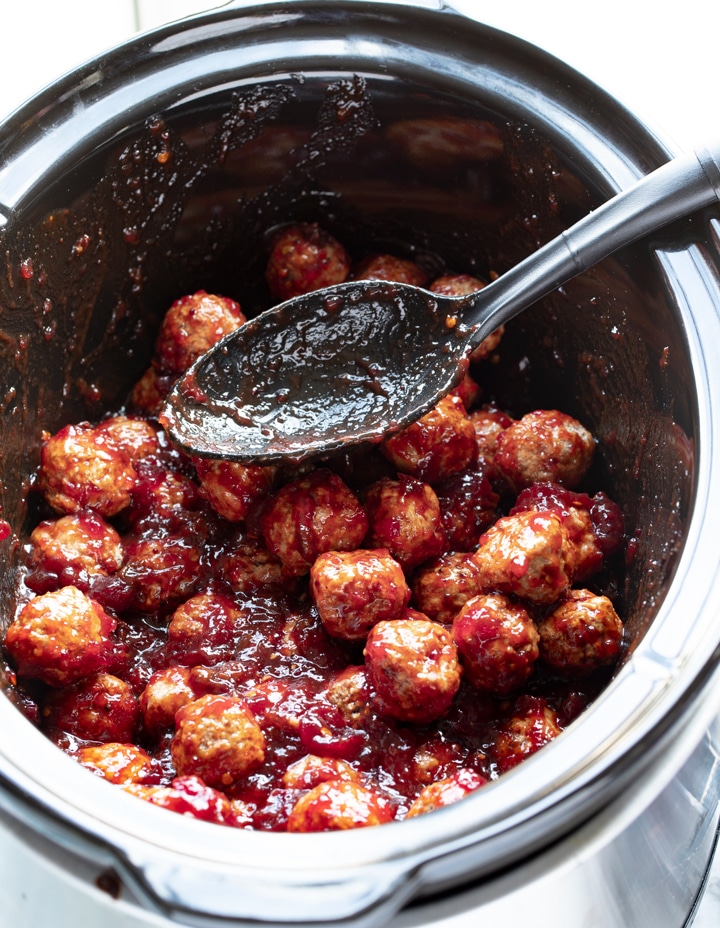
0,0,718,151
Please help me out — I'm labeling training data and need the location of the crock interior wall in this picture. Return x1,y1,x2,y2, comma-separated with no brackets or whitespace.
0,71,694,667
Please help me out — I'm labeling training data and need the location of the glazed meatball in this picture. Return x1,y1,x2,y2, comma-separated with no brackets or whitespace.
77,743,158,786
434,464,499,552
217,533,294,596
42,672,140,743
282,754,359,790
452,593,540,695
171,694,265,789
119,531,202,613
153,290,246,375
265,222,350,300
38,423,137,517
364,617,461,723
468,405,515,466
411,552,484,625
95,415,160,462
5,586,116,687
325,666,372,728
405,768,486,818
286,779,393,832
493,696,563,774
26,511,124,591
364,475,446,571
128,466,207,536
537,589,623,676
140,665,199,733
451,372,481,411
310,548,410,641
167,591,244,666
473,510,574,605
381,394,478,483
352,253,429,286
194,457,276,523
126,775,242,827
494,409,595,491
428,274,504,362
261,469,369,576
511,482,625,581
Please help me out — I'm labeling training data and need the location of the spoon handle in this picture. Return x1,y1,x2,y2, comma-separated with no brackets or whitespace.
466,143,720,336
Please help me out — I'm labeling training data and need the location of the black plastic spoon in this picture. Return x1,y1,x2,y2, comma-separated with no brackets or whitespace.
161,144,720,464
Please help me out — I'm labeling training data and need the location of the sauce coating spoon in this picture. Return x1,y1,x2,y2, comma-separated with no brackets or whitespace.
161,143,720,464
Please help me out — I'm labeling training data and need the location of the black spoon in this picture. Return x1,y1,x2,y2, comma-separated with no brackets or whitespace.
161,144,720,464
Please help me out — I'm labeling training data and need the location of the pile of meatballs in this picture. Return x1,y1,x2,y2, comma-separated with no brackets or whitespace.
3,222,625,832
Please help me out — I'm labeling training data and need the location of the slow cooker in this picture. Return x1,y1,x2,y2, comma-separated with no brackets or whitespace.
1,2,720,926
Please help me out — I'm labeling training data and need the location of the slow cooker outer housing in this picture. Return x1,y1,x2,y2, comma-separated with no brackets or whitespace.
1,1,720,925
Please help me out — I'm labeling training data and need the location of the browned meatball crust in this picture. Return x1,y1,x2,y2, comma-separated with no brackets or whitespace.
171,694,266,789
286,779,393,832
153,290,246,375
451,593,539,695
5,586,116,687
364,617,461,724
494,409,595,491
473,510,574,605
537,588,623,676
310,548,410,641
265,222,350,300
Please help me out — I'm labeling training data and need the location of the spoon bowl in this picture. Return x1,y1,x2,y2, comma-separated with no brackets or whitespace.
162,143,720,463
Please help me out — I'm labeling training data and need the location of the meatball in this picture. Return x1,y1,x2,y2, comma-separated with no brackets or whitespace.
310,548,410,641
194,457,276,523
412,552,484,625
38,423,137,517
434,464,499,552
352,253,429,287
171,694,265,789
364,617,461,724
381,394,478,483
128,466,207,536
27,511,124,590
140,665,199,733
125,775,242,827
261,469,369,576
286,779,393,832
428,274,503,361
537,589,623,676
167,591,244,666
95,415,160,462
468,405,515,466
5,586,116,687
282,754,359,790
77,743,158,786
451,372,481,411
153,290,246,375
119,531,202,613
217,533,294,596
493,696,563,774
494,409,595,491
363,475,446,571
511,482,625,581
406,768,487,818
42,672,140,743
473,510,574,605
325,666,372,728
452,593,540,695
265,222,350,300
